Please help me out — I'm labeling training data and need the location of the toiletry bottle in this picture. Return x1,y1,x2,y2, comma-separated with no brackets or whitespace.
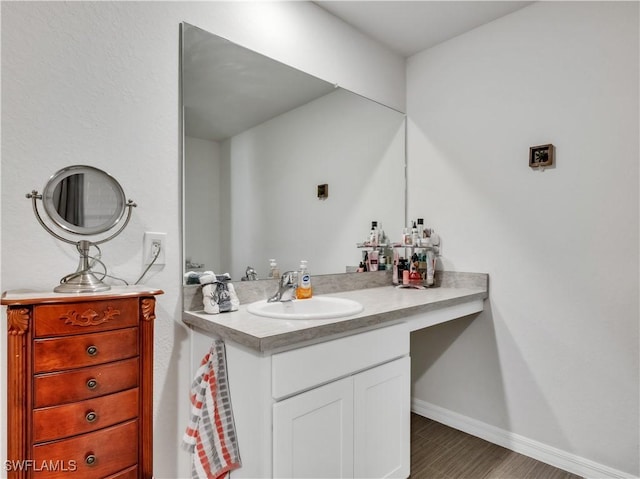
268,259,280,279
369,250,379,271
296,260,312,299
409,257,422,285
403,227,412,246
392,252,400,284
412,221,420,245
426,250,435,286
417,218,424,245
398,258,409,285
369,221,379,247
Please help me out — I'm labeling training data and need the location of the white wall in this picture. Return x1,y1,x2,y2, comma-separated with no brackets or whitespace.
407,2,639,476
184,136,222,273
0,2,404,478
225,88,405,280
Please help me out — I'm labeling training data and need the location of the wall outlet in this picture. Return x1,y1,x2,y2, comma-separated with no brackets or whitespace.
143,232,166,265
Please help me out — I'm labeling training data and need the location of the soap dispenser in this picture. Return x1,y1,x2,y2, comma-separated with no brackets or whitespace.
296,260,312,299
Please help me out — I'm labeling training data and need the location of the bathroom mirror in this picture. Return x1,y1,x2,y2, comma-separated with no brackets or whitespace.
42,165,127,235
181,23,406,280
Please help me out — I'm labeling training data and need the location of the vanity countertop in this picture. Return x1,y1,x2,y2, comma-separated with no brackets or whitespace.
183,283,488,353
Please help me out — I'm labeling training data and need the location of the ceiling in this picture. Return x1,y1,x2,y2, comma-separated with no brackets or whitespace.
315,1,534,57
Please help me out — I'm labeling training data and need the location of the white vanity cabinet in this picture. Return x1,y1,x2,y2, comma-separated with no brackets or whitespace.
191,321,410,479
273,356,410,478
270,321,409,478
273,375,355,478
353,356,410,478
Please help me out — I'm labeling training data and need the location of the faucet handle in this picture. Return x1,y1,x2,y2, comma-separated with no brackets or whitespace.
281,270,298,285
245,266,258,281
267,270,298,302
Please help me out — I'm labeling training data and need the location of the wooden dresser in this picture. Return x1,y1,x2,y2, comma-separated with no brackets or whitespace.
2,286,163,479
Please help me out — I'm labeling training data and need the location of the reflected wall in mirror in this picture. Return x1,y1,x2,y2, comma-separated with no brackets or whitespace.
182,23,406,280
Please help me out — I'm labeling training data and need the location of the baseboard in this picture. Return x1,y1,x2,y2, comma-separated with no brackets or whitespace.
411,398,637,479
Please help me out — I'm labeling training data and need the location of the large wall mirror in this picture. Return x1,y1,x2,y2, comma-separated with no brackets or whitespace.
181,23,406,281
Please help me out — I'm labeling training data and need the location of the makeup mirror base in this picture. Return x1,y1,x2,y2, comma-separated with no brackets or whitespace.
54,244,111,293
54,270,111,294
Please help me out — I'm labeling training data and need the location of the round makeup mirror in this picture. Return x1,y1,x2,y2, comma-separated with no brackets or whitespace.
27,165,136,293
42,165,127,235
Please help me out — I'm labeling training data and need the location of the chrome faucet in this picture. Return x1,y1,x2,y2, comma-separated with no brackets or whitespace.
268,270,298,302
243,266,258,281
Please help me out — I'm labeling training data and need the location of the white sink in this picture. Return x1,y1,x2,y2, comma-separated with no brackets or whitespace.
247,296,363,320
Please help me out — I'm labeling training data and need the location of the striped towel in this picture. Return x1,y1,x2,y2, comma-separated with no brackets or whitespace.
183,340,241,479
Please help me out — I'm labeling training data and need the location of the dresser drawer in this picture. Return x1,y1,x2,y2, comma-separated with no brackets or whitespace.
32,419,138,479
272,322,408,400
34,327,138,373
34,357,139,408
33,387,139,443
105,465,138,479
34,298,139,338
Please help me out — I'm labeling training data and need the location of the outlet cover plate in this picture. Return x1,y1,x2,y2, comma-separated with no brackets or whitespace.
143,232,166,265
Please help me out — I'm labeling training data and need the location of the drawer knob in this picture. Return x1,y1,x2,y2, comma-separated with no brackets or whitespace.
86,378,98,390
85,411,98,423
85,454,97,466
86,345,98,357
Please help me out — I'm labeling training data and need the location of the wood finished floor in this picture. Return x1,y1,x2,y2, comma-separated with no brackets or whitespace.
410,414,583,479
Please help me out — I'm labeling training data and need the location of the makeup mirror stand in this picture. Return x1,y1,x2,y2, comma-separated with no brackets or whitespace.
26,165,137,293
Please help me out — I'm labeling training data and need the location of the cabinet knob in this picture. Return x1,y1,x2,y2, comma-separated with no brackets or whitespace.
85,454,97,466
85,411,98,423
86,345,98,357
86,378,98,390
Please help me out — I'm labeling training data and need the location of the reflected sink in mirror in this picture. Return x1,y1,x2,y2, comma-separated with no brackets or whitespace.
247,296,363,320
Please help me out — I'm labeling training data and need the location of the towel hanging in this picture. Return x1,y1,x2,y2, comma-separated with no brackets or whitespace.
183,339,241,479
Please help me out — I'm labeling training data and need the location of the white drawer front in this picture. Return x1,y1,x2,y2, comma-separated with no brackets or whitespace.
272,323,408,400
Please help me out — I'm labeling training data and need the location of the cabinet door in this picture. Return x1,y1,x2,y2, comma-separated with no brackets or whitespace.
273,376,354,478
354,357,410,479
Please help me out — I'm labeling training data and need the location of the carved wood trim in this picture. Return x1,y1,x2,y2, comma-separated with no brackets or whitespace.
7,307,30,479
141,298,156,322
140,297,156,478
7,307,30,335
60,306,120,327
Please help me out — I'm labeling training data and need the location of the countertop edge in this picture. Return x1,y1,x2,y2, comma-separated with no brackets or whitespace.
2,286,165,305
183,287,487,353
